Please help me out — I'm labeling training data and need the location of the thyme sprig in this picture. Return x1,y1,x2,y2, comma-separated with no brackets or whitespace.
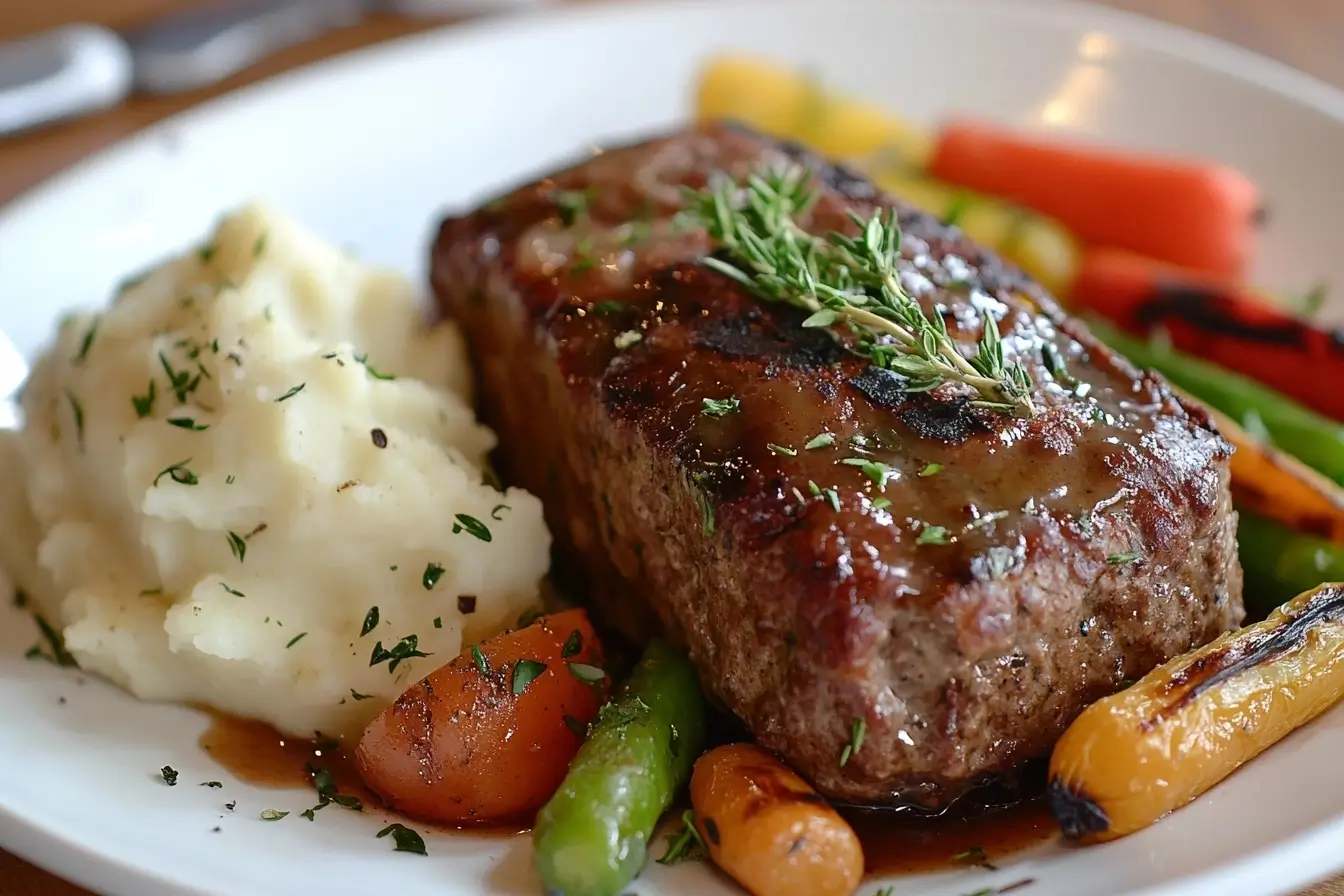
683,166,1035,416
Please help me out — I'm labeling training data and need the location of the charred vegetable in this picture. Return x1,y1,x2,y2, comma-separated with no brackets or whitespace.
690,743,864,896
1088,318,1344,485
355,609,606,826
1049,583,1344,842
533,640,707,896
1074,248,1344,420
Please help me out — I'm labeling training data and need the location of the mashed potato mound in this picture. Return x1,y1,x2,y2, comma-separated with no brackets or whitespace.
0,205,551,738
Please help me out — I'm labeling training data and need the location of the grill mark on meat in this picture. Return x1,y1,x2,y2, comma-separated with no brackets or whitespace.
430,122,1244,808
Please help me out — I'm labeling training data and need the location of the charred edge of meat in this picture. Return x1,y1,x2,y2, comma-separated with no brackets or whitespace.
1048,776,1111,840
694,304,845,370
1147,583,1344,729
847,366,991,445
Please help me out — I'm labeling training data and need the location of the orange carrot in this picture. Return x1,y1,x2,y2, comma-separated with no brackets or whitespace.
355,608,607,826
928,120,1261,279
1073,247,1344,421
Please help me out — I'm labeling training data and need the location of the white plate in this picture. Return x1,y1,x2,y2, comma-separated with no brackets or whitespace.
3,1,1344,895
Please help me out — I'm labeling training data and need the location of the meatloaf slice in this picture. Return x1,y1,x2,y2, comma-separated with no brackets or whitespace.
430,123,1244,809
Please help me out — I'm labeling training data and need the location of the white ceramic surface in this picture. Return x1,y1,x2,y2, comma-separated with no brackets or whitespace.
2,1,1344,895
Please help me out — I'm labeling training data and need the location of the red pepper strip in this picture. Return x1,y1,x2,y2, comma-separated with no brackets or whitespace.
1071,247,1344,422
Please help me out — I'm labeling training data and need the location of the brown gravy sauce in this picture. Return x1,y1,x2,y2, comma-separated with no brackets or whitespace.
850,800,1057,877
200,713,1055,875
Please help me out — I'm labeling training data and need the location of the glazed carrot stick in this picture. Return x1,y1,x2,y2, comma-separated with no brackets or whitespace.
1073,247,1344,421
927,120,1261,279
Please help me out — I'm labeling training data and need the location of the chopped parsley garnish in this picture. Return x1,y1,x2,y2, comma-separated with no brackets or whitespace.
916,525,949,546
470,644,489,676
1107,551,1141,566
422,562,445,590
158,352,193,404
354,353,396,381
74,318,99,364
371,428,388,449
562,629,582,658
807,480,821,496
65,390,84,444
376,823,427,856
570,256,596,275
153,459,198,487
804,432,834,450
512,659,547,695
824,488,841,512
552,189,591,226
844,458,894,490
871,497,893,511
369,635,431,673
452,514,491,542
613,330,643,350
918,463,943,477
490,504,510,520
274,383,306,402
220,583,245,597
567,662,606,683
591,300,626,314
260,809,287,821
701,396,740,418
350,690,373,701
307,763,362,811
433,616,443,629
984,546,1016,579
767,443,797,456
131,380,156,418
952,845,997,870
657,809,707,865
285,632,307,648
457,594,478,615
160,766,179,786
360,606,379,637
692,484,715,535
839,717,866,767
227,531,246,562
201,781,223,788
225,475,236,485
967,510,1010,531
25,613,77,667
167,417,208,431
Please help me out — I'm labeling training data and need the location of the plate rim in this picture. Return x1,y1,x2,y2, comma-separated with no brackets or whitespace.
4,1,1344,894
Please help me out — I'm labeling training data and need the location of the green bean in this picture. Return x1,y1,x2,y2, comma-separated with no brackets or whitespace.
1239,509,1344,617
533,639,707,896
1087,318,1344,484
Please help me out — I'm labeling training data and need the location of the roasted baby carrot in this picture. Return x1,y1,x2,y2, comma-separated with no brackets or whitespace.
355,609,606,826
1050,583,1344,842
928,120,1261,278
1073,247,1344,421
689,744,864,896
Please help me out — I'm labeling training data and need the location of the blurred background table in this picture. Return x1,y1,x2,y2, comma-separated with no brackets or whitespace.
1,0,1343,894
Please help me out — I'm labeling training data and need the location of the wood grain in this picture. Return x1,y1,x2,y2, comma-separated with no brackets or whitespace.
2,2,1343,895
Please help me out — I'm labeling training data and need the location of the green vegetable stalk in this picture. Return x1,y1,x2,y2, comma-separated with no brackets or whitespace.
1087,318,1344,485
533,640,707,896
1238,510,1344,616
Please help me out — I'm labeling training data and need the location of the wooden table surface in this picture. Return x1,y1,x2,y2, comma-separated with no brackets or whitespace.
2,0,1343,894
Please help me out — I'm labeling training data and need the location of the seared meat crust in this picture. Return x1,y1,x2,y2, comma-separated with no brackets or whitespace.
431,124,1243,808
